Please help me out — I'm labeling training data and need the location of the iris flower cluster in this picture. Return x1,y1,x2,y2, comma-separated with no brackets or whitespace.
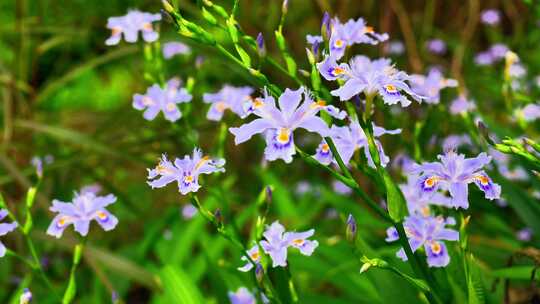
385,151,501,267
318,55,422,106
238,221,318,272
386,215,459,267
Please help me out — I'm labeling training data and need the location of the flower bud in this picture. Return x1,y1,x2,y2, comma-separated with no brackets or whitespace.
256,33,266,57
265,186,272,205
162,0,175,14
255,263,264,284
214,209,223,227
321,12,331,41
346,214,357,242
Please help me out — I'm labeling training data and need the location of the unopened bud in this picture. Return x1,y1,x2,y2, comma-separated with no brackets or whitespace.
256,33,266,57
346,214,357,242
477,121,495,145
255,263,264,283
265,186,272,205
359,263,371,273
321,12,331,41
281,0,289,15
162,0,175,14
214,209,223,227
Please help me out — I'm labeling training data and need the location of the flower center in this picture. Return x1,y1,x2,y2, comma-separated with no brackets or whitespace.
166,102,176,112
422,176,440,191
215,101,228,112
111,27,122,35
97,211,108,220
277,128,291,144
364,26,374,33
321,143,330,153
430,241,442,254
384,84,398,93
142,96,154,106
334,39,344,48
475,175,489,186
293,239,305,246
184,175,194,183
142,22,153,31
57,216,69,227
421,206,431,217
250,251,260,260
332,67,345,76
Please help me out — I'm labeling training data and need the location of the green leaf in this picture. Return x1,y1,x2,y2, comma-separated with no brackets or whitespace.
490,266,539,280
382,171,407,222
159,266,205,304
235,45,252,68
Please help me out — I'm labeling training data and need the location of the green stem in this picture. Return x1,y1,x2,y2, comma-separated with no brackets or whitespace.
62,236,88,304
5,248,35,269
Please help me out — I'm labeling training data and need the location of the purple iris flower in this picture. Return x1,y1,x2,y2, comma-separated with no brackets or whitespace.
260,222,289,267
329,17,388,60
260,221,318,268
333,180,352,195
181,205,198,220
306,34,323,45
488,148,528,181
203,85,254,121
132,78,192,122
521,104,540,121
474,52,494,66
392,152,415,172
509,63,526,78
517,228,533,242
147,148,225,195
20,288,32,304
426,39,446,55
318,55,422,106
0,209,17,257
450,95,476,115
306,34,323,56
442,134,472,152
228,287,255,304
410,151,501,209
490,43,509,59
238,244,262,272
385,40,405,55
46,191,118,238
314,118,401,168
481,9,501,25
80,184,102,195
30,155,53,178
400,177,451,216
162,42,191,59
105,10,161,46
409,68,458,104
386,215,459,267
229,87,345,163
